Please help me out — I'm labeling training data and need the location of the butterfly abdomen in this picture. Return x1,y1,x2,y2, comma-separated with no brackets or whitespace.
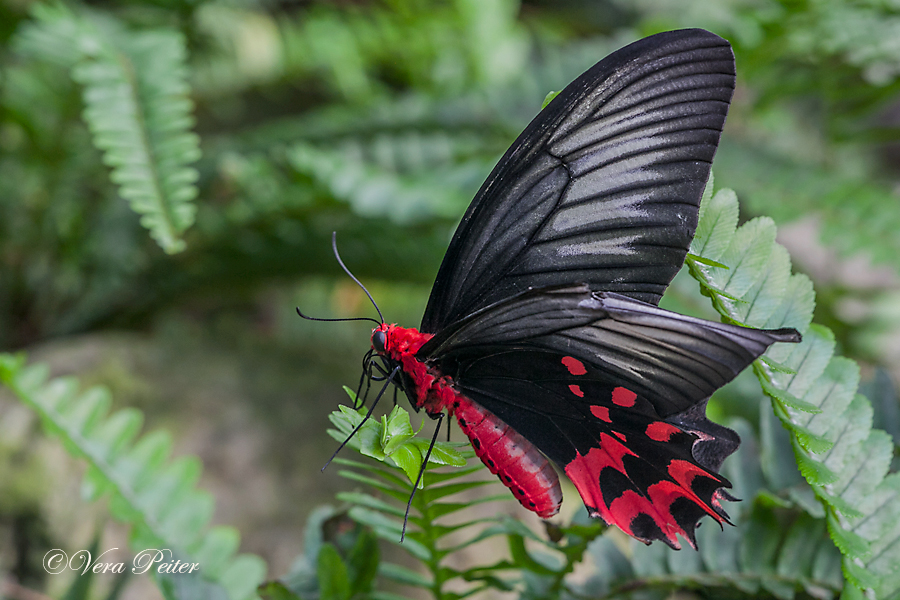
453,397,562,518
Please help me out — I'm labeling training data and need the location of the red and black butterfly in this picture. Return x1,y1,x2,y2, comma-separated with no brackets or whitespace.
305,29,800,549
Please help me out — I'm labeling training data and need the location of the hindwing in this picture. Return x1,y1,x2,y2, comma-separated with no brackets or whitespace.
452,349,732,548
419,285,799,544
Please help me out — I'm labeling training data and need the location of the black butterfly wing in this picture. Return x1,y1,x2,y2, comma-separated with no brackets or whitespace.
419,285,799,545
421,29,736,333
419,285,800,419
451,348,733,549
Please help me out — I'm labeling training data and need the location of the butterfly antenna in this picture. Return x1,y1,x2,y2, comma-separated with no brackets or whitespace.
295,308,380,326
401,413,443,542
332,232,384,324
322,365,401,472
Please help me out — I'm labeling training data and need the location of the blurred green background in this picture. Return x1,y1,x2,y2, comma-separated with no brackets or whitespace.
2,0,900,598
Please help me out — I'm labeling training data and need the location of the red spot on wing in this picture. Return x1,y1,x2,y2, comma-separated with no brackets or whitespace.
590,405,611,422
561,356,587,376
646,421,682,442
569,384,584,397
612,387,637,407
613,431,627,442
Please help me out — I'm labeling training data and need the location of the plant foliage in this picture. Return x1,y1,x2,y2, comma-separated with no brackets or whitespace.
13,3,200,254
268,387,848,599
687,179,900,599
0,353,265,600
4,1,900,598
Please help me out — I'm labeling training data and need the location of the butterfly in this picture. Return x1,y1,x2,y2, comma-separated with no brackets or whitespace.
306,28,801,549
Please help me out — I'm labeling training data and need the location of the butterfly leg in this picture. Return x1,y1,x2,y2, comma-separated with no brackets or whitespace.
401,412,444,541
323,365,401,471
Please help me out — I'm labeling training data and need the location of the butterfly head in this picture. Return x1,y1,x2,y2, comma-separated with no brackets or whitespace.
371,324,389,355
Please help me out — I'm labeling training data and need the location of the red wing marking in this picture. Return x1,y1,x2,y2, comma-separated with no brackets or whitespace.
590,405,612,422
564,434,638,520
561,356,587,375
611,387,637,407
613,431,627,442
665,459,725,520
565,432,727,549
646,421,681,442
569,384,585,398
454,397,562,518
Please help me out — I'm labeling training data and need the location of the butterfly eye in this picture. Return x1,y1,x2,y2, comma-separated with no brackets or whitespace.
372,330,387,353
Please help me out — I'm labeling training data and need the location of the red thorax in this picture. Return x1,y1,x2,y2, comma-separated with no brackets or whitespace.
371,323,449,415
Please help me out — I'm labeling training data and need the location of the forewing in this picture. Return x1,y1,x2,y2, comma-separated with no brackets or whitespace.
453,349,732,548
421,29,735,333
420,285,800,418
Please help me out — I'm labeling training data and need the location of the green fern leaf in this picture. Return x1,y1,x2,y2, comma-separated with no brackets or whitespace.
377,562,432,589
328,400,465,488
14,4,200,254
687,184,900,598
287,141,475,223
0,353,265,600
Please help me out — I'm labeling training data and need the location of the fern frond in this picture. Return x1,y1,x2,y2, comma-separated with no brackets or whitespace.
14,4,200,254
328,397,535,599
580,503,842,600
287,141,485,224
687,179,900,598
0,353,265,600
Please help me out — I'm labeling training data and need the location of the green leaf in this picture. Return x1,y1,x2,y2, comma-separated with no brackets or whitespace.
735,244,791,328
789,422,835,454
791,437,839,485
507,535,557,576
328,406,386,460
690,187,739,261
763,273,816,337
686,253,729,269
407,439,466,466
329,405,465,486
347,529,380,595
381,406,417,454
760,375,823,414
0,354,264,600
316,544,351,600
541,90,559,109
287,142,468,224
826,512,870,559
687,183,900,597
336,492,406,518
218,555,268,600
758,356,798,375
258,581,303,600
776,513,826,578
382,444,424,488
827,430,894,518
378,562,432,588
